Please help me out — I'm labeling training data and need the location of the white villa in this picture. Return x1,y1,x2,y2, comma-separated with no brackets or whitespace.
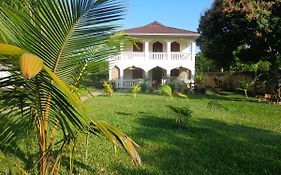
109,21,200,88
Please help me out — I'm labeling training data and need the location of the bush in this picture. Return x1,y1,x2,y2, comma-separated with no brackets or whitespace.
140,83,147,93
159,84,173,98
103,81,113,96
131,85,141,97
193,85,206,94
177,83,190,94
166,82,176,92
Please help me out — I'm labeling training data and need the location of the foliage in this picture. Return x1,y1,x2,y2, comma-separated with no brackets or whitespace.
198,0,281,73
239,81,250,98
131,85,141,98
139,83,147,93
159,84,173,98
207,100,228,110
194,73,205,86
84,61,109,82
166,82,176,92
0,0,141,174
195,52,217,73
168,105,192,128
176,92,188,99
103,81,113,96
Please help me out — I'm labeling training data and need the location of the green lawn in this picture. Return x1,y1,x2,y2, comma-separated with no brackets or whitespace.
1,92,281,174
71,92,281,175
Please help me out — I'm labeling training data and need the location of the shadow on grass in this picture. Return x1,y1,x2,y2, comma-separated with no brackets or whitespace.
189,93,259,103
112,114,281,175
0,114,97,174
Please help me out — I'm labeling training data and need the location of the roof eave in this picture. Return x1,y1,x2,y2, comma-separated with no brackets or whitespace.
124,33,200,37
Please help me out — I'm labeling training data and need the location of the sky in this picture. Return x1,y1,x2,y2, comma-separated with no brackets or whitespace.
121,0,214,32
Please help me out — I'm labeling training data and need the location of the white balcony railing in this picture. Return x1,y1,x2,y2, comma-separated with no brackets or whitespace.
111,52,191,61
149,52,168,60
171,52,190,60
114,79,144,89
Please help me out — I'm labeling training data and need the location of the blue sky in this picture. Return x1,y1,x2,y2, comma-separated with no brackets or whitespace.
121,0,213,32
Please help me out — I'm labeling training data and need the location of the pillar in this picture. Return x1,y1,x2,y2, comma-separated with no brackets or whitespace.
120,68,124,88
167,41,171,60
144,41,149,60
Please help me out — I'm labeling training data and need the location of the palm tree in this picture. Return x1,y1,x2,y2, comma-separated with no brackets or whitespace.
0,0,141,174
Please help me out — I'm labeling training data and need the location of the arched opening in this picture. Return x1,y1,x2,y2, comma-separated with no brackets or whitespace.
152,41,163,52
178,67,191,82
133,42,144,52
111,66,120,80
149,67,167,87
171,41,180,52
170,68,180,77
124,66,144,79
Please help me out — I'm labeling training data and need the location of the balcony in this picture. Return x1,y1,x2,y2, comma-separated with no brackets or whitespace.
111,52,192,61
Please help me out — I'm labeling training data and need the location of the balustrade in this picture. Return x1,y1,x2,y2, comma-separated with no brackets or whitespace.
114,79,144,88
111,52,191,61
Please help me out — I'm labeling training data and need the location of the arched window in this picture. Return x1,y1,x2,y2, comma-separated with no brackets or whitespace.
133,42,144,52
171,42,180,52
171,69,179,77
153,41,163,52
132,68,143,79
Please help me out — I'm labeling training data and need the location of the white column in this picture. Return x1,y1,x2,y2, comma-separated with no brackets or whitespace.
144,71,149,86
167,41,171,60
166,68,171,84
120,68,124,88
144,41,149,60
191,42,196,83
108,67,112,80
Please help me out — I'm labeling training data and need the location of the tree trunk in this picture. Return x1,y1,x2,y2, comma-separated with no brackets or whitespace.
244,90,248,98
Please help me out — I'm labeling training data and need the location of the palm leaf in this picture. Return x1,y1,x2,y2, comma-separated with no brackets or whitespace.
93,120,141,166
159,84,173,98
0,0,125,83
0,1,141,172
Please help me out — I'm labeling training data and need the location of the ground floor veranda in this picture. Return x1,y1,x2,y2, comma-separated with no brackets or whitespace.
110,66,193,88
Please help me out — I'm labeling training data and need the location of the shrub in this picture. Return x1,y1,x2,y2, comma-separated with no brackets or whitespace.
167,82,176,92
140,83,147,93
159,84,173,98
131,85,141,97
168,105,192,128
103,81,113,96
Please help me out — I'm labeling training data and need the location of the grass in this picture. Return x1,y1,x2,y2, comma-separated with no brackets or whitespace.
1,92,281,174
74,92,281,175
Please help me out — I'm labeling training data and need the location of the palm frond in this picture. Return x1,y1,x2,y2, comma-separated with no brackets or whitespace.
159,84,173,98
0,0,141,172
0,0,125,83
93,120,141,166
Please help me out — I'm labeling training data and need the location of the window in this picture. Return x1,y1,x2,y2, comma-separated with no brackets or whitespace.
153,41,163,52
132,69,142,79
133,42,144,52
171,42,180,52
171,69,179,77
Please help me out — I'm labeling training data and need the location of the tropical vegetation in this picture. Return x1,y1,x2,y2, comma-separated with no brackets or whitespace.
0,0,140,174
197,0,281,92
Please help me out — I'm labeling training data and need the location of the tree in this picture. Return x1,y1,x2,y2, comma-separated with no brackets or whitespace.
195,52,217,74
198,0,281,92
197,0,248,69
223,0,281,92
0,0,141,174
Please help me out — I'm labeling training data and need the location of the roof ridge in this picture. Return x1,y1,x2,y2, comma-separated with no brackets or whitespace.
143,21,166,27
165,25,198,34
122,21,200,36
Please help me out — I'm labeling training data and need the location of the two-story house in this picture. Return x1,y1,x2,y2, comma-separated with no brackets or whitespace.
109,21,199,88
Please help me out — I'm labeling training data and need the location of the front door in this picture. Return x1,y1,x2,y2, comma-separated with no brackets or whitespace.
152,67,163,87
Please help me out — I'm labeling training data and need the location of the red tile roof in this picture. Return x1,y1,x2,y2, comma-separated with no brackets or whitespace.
122,21,200,36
